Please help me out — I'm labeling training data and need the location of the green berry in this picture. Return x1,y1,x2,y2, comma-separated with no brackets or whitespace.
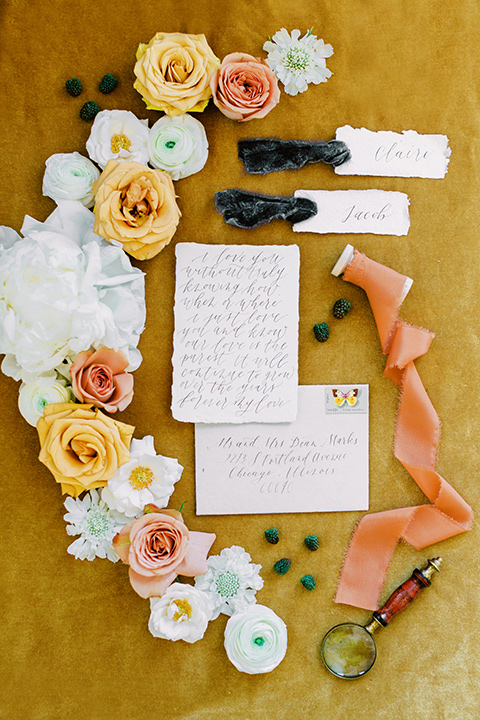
333,298,351,319
313,322,329,342
99,73,118,93
274,558,291,575
265,528,279,544
79,101,100,122
301,574,316,590
304,534,319,551
65,78,82,97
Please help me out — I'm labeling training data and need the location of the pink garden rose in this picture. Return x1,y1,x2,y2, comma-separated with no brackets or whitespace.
113,507,216,598
210,52,280,121
69,348,134,413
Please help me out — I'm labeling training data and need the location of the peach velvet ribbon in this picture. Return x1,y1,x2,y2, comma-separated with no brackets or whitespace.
334,249,473,610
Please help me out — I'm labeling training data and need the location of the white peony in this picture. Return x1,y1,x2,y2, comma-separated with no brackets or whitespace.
102,435,183,517
224,604,288,674
42,152,100,208
0,200,146,382
148,114,209,180
148,584,213,643
18,373,74,426
86,109,150,169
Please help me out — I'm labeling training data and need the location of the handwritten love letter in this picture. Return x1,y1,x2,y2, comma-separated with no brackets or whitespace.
195,385,369,515
334,126,451,178
293,190,410,236
172,243,299,424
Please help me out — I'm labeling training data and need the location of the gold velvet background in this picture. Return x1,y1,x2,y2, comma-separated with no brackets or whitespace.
1,1,479,718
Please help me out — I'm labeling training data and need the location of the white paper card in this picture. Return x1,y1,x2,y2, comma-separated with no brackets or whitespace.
195,385,369,515
334,126,451,178
293,189,410,236
172,243,299,424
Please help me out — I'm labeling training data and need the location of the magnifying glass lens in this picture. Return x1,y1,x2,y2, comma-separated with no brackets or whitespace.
322,623,377,679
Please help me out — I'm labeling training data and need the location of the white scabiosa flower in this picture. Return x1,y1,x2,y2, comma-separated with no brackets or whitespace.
224,604,288,674
263,28,333,96
194,545,263,620
86,109,150,169
148,114,209,180
42,152,100,208
18,373,74,426
148,584,213,643
102,435,183,517
63,489,129,561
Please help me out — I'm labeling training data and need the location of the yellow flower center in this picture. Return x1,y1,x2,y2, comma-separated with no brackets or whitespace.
173,599,193,622
111,133,132,154
128,465,154,490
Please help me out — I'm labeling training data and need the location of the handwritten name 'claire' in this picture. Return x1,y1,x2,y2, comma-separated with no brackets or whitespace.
374,142,431,163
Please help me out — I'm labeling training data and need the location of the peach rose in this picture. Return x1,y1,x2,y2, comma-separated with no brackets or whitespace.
133,32,220,116
92,160,181,261
113,507,216,598
37,403,134,496
210,52,280,121
69,348,134,412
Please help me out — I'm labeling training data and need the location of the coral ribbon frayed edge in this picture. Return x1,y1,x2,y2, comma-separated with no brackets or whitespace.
334,250,473,611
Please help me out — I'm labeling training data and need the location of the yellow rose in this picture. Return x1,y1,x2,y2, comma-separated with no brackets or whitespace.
92,160,181,261
37,403,134,497
133,32,220,116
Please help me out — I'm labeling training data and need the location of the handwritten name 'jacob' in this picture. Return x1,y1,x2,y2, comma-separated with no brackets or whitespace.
343,203,392,223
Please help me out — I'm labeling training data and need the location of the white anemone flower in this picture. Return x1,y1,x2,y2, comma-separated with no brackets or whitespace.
263,28,333,96
102,435,183,517
148,114,209,180
63,489,129,562
86,109,150,169
18,373,74,426
42,152,100,208
194,545,263,620
149,584,213,643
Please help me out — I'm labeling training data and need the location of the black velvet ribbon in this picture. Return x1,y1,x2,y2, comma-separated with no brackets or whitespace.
215,189,317,229
238,137,351,175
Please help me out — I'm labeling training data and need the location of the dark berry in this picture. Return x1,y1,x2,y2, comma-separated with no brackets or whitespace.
79,101,100,122
273,558,291,575
99,73,118,93
304,534,319,551
301,574,316,590
333,298,351,319
265,528,279,544
65,78,82,97
313,322,329,342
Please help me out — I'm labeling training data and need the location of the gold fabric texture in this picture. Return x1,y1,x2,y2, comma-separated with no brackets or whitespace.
0,1,478,718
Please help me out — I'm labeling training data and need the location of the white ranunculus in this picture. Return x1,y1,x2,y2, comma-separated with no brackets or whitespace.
42,152,100,208
148,584,213,643
86,109,150,169
102,435,183,517
0,200,146,382
18,373,74,426
148,114,208,180
224,605,288,674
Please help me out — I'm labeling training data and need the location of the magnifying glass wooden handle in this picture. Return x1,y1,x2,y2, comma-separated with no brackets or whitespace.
372,557,442,628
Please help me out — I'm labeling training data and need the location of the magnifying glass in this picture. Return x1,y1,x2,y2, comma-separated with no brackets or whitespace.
321,557,442,679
